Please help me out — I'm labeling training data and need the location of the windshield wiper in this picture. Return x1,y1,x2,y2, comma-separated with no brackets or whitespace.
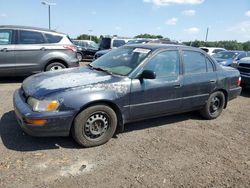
88,64,113,75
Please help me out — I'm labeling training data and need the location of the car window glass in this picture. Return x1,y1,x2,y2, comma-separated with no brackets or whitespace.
44,34,62,43
0,30,12,45
143,51,179,78
183,51,207,74
113,40,125,48
200,48,208,53
213,49,224,53
237,53,246,59
19,30,45,44
206,57,214,72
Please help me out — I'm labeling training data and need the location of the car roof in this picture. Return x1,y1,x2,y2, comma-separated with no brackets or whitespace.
124,43,197,51
200,47,225,49
0,25,65,35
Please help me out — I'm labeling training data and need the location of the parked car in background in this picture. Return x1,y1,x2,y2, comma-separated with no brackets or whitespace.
98,37,132,50
212,51,250,66
0,25,79,76
200,47,226,56
94,37,132,60
93,38,181,60
14,44,241,147
72,40,99,61
234,57,250,88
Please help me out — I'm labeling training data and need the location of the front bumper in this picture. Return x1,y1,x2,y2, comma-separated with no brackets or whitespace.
241,74,250,85
13,89,74,137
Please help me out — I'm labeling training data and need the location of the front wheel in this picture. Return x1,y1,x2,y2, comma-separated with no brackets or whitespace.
200,91,225,120
72,105,117,147
76,52,83,62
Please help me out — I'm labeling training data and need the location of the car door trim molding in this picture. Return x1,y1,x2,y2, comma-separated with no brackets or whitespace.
125,93,209,108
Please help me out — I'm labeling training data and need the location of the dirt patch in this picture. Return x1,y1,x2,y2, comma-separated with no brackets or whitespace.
0,79,249,188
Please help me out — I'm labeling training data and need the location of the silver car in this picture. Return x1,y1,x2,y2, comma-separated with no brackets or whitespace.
0,25,79,76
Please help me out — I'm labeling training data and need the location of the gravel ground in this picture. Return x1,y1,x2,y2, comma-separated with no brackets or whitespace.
0,73,250,188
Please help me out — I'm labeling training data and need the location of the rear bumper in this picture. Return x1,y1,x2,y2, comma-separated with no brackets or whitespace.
13,89,74,137
68,59,80,68
228,87,242,100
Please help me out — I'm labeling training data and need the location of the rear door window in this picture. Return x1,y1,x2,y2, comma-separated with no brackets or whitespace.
0,29,13,45
183,50,207,74
44,33,62,43
19,30,46,44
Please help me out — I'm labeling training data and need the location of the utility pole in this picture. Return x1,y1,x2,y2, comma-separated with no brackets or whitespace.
41,1,56,30
88,30,93,41
205,27,209,42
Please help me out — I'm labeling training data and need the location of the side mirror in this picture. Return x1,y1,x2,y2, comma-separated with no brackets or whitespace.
139,70,156,79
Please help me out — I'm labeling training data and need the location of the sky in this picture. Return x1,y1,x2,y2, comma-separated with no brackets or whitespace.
0,0,250,42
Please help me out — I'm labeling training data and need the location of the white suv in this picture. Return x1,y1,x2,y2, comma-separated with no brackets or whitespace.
200,47,226,56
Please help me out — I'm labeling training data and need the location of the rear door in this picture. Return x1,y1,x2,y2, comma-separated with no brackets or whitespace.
130,50,183,120
15,30,48,75
181,49,217,110
0,29,16,76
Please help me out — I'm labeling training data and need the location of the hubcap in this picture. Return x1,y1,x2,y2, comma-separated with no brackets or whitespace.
210,96,221,114
50,65,63,71
77,53,82,61
84,112,109,140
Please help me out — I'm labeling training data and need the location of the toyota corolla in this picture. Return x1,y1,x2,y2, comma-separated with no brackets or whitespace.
13,44,242,147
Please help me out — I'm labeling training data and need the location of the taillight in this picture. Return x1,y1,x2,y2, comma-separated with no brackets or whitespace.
63,45,77,52
237,77,241,86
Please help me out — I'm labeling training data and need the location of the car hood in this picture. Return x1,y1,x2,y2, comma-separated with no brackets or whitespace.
22,67,115,98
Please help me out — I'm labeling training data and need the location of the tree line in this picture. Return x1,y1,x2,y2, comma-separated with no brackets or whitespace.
75,33,250,51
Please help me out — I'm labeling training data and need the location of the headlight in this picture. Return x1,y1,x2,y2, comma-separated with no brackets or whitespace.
27,97,60,112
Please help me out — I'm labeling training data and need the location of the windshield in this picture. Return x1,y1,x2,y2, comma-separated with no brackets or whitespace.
212,51,238,59
87,41,98,49
90,47,151,76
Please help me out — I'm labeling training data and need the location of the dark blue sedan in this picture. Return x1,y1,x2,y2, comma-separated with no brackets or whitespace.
13,44,242,147
212,51,250,66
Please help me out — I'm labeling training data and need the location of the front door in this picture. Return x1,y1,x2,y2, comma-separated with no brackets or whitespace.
130,50,183,120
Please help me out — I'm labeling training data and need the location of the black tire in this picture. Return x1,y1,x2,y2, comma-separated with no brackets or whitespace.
76,52,83,62
45,62,66,71
72,105,117,147
200,91,225,120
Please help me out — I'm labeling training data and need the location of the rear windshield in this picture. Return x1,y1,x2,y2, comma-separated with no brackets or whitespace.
113,39,126,48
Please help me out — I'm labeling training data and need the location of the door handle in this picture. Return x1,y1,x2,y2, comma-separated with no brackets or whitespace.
210,79,216,83
0,48,8,52
174,83,181,88
40,47,46,51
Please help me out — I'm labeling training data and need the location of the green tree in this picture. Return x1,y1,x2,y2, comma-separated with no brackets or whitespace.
76,34,100,43
134,33,164,39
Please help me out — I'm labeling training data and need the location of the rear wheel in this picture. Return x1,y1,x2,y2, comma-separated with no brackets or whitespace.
72,105,117,147
45,62,66,71
200,91,225,120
